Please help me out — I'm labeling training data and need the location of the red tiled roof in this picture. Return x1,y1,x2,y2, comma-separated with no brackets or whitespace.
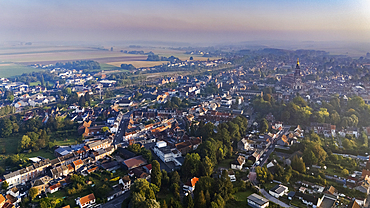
79,193,95,205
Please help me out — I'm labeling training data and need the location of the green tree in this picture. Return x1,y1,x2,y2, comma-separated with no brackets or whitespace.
151,160,162,188
20,135,31,150
291,155,306,173
182,153,201,179
196,190,207,208
161,170,170,189
184,195,194,208
260,118,269,133
2,181,9,190
171,171,180,185
102,126,109,132
341,169,349,175
202,156,214,177
205,190,211,207
303,150,318,166
162,200,168,208
29,187,38,200
0,118,13,137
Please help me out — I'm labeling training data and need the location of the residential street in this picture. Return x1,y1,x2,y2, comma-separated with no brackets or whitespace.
102,191,130,208
260,189,290,208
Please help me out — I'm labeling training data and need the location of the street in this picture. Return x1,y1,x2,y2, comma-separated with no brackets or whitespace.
102,191,130,208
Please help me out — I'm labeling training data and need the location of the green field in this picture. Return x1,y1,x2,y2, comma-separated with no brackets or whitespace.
0,64,42,78
30,81,41,86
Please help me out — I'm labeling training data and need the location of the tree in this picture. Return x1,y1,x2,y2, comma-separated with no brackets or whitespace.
161,170,170,189
184,195,194,208
260,118,269,133
102,126,109,133
205,190,211,207
29,187,38,200
79,95,86,107
182,153,201,179
2,181,8,190
0,118,13,137
162,200,168,208
303,150,318,166
202,156,214,177
152,160,162,188
20,135,31,150
171,171,180,185
196,190,206,208
341,169,349,175
291,155,306,173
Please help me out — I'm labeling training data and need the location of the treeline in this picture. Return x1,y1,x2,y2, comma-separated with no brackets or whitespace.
253,92,370,129
120,64,136,70
0,105,16,116
54,60,100,71
147,54,180,62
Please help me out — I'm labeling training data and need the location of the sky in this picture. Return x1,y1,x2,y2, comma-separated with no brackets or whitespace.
0,0,369,44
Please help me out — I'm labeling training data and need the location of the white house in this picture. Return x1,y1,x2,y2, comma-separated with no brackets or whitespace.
231,155,245,170
269,184,289,198
153,141,182,166
76,193,96,208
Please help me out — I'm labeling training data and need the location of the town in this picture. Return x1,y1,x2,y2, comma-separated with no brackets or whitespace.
1,47,370,208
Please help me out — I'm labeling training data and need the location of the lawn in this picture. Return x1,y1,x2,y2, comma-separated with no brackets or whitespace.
216,158,233,169
22,149,56,160
53,138,79,146
0,63,43,78
227,190,254,208
0,136,22,155
29,81,41,86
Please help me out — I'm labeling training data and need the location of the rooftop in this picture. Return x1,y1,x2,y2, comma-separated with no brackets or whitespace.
247,193,269,206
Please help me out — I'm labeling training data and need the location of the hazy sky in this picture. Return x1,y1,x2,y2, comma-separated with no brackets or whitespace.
1,0,369,44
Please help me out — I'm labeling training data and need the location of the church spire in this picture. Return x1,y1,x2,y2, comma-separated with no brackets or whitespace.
296,58,300,69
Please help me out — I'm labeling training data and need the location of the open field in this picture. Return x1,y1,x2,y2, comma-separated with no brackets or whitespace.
0,63,43,77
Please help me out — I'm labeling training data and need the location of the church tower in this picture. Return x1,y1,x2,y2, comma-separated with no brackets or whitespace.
293,58,303,90
294,58,301,78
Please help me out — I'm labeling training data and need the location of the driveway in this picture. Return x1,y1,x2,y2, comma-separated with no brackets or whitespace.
260,189,290,208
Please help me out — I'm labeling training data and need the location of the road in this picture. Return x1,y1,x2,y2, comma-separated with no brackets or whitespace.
248,126,291,207
260,189,290,208
114,113,130,144
102,191,130,208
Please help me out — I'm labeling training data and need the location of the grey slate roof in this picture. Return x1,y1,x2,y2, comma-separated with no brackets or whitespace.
247,193,269,206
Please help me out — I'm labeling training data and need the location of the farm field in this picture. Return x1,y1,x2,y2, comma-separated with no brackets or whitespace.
0,63,42,77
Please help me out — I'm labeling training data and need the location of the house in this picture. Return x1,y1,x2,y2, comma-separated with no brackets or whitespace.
76,193,96,208
0,194,5,208
153,142,182,166
347,199,361,208
73,159,84,171
118,176,131,191
31,176,52,195
237,138,251,151
269,184,289,198
101,161,120,172
183,177,199,193
231,155,245,170
48,183,62,194
143,164,152,174
295,192,323,208
122,155,147,170
354,175,370,194
247,194,269,208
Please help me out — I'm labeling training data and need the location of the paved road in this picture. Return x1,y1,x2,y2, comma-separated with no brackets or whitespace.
102,191,130,208
114,114,130,144
260,189,290,208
